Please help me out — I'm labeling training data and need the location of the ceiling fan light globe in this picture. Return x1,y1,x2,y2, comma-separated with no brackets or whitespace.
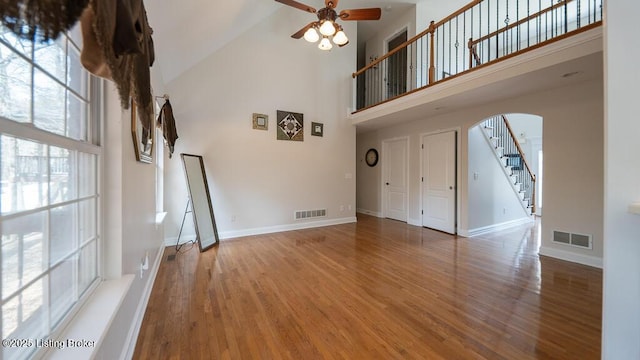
318,37,333,50
319,20,336,36
303,27,319,42
333,30,348,45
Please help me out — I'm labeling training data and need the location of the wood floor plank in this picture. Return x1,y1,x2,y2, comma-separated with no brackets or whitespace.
133,215,601,359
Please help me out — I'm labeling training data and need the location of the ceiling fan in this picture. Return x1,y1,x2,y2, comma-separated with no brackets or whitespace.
275,0,381,50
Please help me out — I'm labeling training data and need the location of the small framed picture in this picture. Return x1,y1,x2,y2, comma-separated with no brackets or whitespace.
311,122,323,137
253,113,268,130
131,99,153,163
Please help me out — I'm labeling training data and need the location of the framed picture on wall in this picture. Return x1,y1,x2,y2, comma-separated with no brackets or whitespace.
253,113,268,130
131,99,153,163
277,110,304,141
311,122,323,137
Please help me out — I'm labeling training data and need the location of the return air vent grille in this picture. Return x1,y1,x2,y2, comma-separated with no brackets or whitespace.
295,209,327,220
553,230,592,249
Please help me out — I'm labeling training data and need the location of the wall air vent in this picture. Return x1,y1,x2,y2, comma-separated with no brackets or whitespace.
553,230,592,249
295,209,327,220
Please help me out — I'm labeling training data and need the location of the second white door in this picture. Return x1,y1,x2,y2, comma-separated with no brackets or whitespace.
422,131,456,233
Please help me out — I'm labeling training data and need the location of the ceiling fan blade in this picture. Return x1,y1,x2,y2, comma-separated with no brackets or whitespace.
325,0,339,9
339,8,382,21
275,0,316,14
291,22,316,39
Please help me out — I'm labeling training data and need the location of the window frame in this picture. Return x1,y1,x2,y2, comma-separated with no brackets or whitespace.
0,26,102,360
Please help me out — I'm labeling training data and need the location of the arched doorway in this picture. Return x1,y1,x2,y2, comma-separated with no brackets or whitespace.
467,113,542,233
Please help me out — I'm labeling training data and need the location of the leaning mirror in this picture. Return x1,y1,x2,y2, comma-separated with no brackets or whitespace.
180,154,219,251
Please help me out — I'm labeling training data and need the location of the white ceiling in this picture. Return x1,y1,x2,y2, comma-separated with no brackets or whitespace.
144,0,419,83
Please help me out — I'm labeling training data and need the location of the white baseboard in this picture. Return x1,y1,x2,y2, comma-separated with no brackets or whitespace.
356,208,382,217
539,246,603,269
219,217,357,239
407,217,421,227
460,216,534,237
165,217,358,244
121,243,166,360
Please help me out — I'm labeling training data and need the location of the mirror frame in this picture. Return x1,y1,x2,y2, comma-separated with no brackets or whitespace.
180,153,219,251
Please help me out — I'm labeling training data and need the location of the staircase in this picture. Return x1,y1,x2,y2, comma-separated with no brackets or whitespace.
481,115,536,215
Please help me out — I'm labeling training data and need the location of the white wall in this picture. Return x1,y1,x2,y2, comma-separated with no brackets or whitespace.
416,0,468,30
161,7,357,242
356,131,382,216
467,126,530,231
507,113,543,158
539,80,603,267
97,82,166,359
356,76,603,266
602,1,640,358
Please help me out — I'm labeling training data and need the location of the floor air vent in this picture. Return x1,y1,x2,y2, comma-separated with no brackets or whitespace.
553,230,592,249
295,209,327,220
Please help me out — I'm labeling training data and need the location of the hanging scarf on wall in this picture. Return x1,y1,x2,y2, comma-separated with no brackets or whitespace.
79,0,155,134
157,99,178,158
0,0,89,42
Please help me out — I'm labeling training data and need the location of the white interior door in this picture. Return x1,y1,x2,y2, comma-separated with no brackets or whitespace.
383,138,408,222
422,131,456,233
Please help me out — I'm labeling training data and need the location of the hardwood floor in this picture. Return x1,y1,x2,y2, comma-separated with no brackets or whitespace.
133,215,602,359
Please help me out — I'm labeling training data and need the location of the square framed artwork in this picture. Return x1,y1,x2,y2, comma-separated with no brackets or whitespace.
311,122,323,137
276,110,303,141
252,113,268,130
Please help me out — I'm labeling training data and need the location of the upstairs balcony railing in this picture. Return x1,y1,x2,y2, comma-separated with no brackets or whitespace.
353,0,603,112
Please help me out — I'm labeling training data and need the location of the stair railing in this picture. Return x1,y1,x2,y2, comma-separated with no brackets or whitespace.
353,0,602,112
484,115,536,214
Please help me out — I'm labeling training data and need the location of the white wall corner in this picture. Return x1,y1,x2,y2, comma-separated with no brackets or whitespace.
356,208,383,218
539,246,603,269
457,228,471,237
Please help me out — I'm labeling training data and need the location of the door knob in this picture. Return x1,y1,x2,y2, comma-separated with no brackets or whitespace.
449,186,453,190
386,182,390,185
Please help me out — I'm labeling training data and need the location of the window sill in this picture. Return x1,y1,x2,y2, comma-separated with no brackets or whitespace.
156,211,167,225
629,202,640,215
46,275,134,359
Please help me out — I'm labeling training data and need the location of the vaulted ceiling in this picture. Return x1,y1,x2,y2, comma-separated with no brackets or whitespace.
144,0,418,83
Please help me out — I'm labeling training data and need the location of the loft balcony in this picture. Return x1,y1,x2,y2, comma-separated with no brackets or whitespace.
350,0,603,131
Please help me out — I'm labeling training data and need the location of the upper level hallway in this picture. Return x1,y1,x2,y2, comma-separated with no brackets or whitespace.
349,0,602,130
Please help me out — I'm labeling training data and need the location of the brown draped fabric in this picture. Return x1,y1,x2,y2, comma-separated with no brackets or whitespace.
80,0,155,135
0,0,89,42
157,99,178,158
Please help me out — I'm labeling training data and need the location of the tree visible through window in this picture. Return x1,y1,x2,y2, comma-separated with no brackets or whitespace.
0,24,100,360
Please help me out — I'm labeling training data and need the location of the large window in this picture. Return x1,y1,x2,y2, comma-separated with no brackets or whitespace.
0,25,100,360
